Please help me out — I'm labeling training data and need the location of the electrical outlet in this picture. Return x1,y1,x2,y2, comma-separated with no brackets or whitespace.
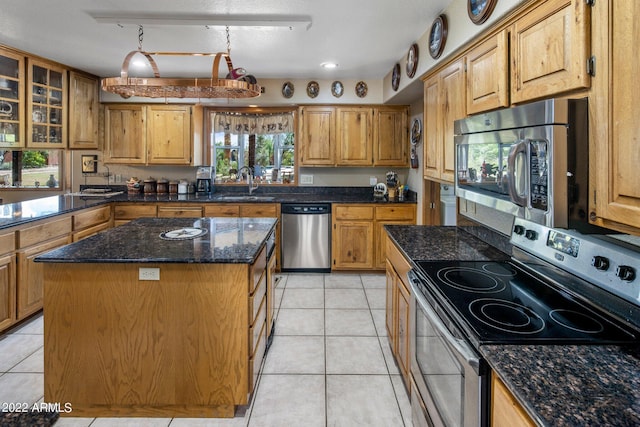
300,174,313,185
369,176,378,186
139,267,160,281
115,174,122,182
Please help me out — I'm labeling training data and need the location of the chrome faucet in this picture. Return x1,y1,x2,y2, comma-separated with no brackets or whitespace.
238,166,259,195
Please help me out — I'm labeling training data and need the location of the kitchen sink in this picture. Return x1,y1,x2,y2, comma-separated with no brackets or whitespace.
216,195,276,202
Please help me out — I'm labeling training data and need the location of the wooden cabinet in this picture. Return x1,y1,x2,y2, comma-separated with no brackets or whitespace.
510,0,590,103
68,72,99,149
104,104,192,165
157,205,203,218
423,59,466,183
466,29,509,114
492,374,535,427
333,204,416,270
113,203,157,225
336,107,373,166
298,106,336,166
590,0,640,233
204,204,241,217
0,232,16,331
72,205,112,241
27,58,67,148
0,48,25,148
385,236,412,391
373,106,409,166
146,105,192,165
266,247,277,342
17,215,71,320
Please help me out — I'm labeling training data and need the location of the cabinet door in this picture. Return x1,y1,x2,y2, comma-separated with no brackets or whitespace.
374,106,408,166
591,0,640,231
492,374,535,427
333,221,374,269
17,235,70,319
0,254,16,332
147,105,192,165
423,75,441,180
104,104,146,164
336,107,373,166
27,58,67,148
440,59,466,183
385,260,396,343
511,0,590,103
0,48,25,148
299,106,336,165
68,72,99,149
204,204,240,217
374,220,413,269
466,29,509,114
266,252,276,340
397,276,410,381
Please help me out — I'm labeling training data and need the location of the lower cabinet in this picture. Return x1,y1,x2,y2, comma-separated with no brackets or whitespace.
0,231,16,331
157,205,204,218
492,374,535,427
385,235,412,392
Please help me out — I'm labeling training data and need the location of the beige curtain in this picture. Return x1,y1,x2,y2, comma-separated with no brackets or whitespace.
213,112,294,135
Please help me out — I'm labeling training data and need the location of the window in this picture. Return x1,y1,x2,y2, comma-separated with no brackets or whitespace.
208,110,295,184
0,149,61,188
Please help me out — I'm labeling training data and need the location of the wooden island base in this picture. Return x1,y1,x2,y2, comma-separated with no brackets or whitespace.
43,256,267,418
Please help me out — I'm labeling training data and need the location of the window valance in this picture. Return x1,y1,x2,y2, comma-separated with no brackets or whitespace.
213,112,294,135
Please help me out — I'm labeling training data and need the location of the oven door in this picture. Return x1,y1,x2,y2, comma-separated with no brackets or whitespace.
408,271,489,427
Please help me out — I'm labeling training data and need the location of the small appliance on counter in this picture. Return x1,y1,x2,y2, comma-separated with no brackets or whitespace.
196,166,214,194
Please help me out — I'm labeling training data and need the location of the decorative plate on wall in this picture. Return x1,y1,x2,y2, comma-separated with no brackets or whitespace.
410,118,422,146
406,44,419,78
428,14,448,59
306,81,320,98
468,0,498,25
331,81,344,98
392,63,401,91
281,81,294,98
355,81,368,98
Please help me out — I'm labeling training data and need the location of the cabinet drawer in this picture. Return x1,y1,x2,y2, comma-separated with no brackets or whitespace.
113,204,157,219
249,320,267,392
250,273,266,325
73,206,111,231
203,204,240,217
72,222,110,242
334,205,374,220
240,204,278,217
18,217,72,248
157,206,203,218
249,296,266,356
386,236,411,291
0,232,15,256
375,205,416,221
250,247,267,293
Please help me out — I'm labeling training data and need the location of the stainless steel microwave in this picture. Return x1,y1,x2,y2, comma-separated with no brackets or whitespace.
454,98,589,229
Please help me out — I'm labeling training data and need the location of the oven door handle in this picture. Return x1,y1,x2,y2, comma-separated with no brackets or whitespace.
408,271,481,371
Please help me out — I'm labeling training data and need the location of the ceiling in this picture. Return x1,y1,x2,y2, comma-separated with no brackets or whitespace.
0,0,451,86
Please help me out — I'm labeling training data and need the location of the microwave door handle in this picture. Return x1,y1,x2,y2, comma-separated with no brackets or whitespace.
408,272,480,369
507,140,528,207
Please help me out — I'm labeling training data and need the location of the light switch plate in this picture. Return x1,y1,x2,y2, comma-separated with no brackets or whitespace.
300,174,313,184
139,267,160,281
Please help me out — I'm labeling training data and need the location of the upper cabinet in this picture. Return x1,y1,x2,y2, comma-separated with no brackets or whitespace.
466,29,509,115
104,104,192,165
511,0,591,103
68,72,99,149
590,0,640,233
27,58,67,149
0,48,25,149
298,105,408,167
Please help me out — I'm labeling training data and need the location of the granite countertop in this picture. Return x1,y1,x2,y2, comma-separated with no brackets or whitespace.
481,344,640,426
386,224,640,426
0,186,416,230
34,217,277,264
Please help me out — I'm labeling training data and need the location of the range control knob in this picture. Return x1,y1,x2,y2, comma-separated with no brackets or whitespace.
591,256,610,271
524,229,538,241
514,225,525,235
616,265,636,282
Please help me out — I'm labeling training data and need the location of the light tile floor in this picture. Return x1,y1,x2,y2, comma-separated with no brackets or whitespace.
0,273,412,426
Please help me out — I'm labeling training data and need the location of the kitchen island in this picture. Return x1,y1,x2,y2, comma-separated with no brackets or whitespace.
35,217,277,418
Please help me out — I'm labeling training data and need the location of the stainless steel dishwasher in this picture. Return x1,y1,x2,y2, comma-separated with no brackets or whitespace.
281,203,331,272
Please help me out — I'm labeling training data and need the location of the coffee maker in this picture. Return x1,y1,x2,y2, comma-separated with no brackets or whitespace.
196,166,214,194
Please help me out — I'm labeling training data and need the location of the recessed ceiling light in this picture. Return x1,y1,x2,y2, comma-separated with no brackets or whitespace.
321,62,338,69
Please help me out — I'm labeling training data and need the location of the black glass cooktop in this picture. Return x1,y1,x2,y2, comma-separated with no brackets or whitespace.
414,260,638,344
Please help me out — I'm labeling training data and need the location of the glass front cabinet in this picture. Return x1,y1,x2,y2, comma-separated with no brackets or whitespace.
0,49,25,148
27,58,67,148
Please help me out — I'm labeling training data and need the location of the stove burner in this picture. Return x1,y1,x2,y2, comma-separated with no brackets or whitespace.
469,298,546,335
549,309,605,334
437,267,506,293
481,263,517,277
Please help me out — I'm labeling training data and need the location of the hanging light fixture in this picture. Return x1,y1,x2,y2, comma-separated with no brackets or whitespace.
101,26,261,99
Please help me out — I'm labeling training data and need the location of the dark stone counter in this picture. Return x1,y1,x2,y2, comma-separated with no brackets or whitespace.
34,217,276,264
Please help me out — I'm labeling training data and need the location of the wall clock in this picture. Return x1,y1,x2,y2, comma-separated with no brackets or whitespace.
429,14,448,59
406,44,419,78
391,63,401,91
468,0,497,25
